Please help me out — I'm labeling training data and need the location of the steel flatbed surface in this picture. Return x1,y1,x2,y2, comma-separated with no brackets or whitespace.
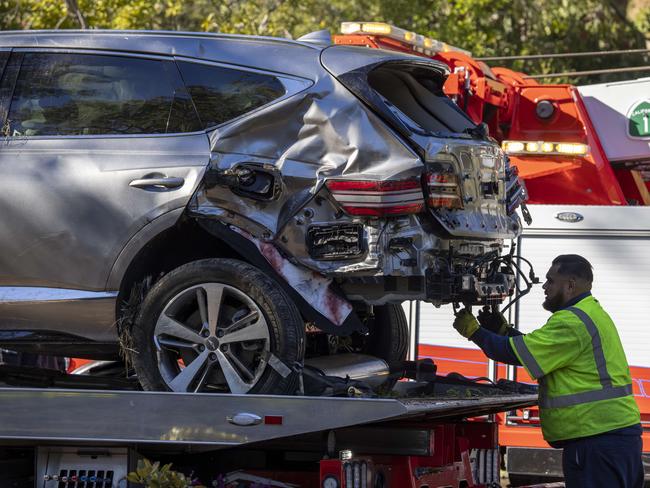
0,387,536,447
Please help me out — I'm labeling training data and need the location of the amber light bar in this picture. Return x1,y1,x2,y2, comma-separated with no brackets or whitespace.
325,178,425,217
340,22,472,57
502,140,589,156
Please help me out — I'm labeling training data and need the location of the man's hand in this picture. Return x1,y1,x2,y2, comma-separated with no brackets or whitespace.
477,307,511,335
453,308,479,339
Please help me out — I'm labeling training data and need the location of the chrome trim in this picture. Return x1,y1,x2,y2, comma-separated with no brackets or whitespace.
1,129,207,143
12,47,174,61
226,413,263,426
0,287,118,304
506,415,541,422
173,55,315,80
332,193,424,205
555,211,584,223
0,146,208,155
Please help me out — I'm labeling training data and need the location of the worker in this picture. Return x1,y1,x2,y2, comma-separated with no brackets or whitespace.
453,254,642,487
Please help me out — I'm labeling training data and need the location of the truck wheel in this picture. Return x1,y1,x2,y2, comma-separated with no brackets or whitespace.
131,259,304,394
363,304,409,388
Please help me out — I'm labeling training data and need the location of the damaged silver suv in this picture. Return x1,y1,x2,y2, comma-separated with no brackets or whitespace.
0,30,525,394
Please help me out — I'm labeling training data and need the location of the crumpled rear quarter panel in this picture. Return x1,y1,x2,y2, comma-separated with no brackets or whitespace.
193,70,422,236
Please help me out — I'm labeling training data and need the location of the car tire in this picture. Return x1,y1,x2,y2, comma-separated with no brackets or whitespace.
363,304,409,389
131,258,304,394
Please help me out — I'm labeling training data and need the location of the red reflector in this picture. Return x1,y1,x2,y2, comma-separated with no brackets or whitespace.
264,415,283,425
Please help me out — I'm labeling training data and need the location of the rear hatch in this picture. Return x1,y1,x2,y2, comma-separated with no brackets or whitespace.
321,45,523,240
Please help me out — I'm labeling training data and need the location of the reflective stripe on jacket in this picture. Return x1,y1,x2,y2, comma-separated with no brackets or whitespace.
509,295,640,442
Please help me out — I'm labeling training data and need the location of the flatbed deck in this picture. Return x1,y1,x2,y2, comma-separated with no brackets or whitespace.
0,387,536,448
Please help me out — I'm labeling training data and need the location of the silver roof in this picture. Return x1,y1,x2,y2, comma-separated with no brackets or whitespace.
0,30,323,78
0,30,451,80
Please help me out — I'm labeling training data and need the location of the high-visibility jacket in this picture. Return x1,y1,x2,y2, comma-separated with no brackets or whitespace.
510,295,640,443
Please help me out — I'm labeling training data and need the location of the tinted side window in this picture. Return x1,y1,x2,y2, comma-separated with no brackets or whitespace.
7,53,201,136
0,51,11,129
0,52,8,78
177,61,285,128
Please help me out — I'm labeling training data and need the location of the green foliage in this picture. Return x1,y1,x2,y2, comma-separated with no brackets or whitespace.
0,0,647,83
634,5,650,33
127,458,205,488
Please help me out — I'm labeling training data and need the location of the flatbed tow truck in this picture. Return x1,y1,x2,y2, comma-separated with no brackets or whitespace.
0,25,544,488
0,361,536,487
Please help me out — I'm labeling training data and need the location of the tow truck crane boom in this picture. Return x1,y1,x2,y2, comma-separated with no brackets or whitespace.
334,21,650,206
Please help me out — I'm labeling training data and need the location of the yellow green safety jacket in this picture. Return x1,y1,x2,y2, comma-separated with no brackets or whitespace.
509,295,640,443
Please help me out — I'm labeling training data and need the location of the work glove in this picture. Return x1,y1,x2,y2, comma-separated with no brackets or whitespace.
477,307,512,336
453,308,480,339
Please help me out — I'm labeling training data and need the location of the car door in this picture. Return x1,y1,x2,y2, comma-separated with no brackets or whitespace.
0,49,210,340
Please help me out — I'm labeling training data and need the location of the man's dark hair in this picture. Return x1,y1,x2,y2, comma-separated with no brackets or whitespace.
552,254,593,282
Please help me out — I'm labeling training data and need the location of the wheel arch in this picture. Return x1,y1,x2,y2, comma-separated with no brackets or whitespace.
112,212,364,336
197,219,365,336
111,211,241,321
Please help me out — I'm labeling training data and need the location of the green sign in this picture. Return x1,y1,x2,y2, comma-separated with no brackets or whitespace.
628,100,650,138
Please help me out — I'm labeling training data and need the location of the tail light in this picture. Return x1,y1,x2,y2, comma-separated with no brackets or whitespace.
425,172,462,209
325,178,424,217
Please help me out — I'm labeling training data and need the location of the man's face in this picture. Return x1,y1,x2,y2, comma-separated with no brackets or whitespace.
542,264,574,312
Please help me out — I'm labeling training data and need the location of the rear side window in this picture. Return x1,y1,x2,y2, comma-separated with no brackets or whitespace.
0,51,11,129
7,52,202,136
0,52,8,79
368,64,475,135
177,61,285,129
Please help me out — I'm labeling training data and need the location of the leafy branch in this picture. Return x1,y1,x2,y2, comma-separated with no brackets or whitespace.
127,458,206,488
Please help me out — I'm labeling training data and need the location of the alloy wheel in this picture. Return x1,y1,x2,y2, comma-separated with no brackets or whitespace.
153,283,270,393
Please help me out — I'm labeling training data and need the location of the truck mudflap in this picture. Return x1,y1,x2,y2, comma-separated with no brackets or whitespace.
0,387,535,447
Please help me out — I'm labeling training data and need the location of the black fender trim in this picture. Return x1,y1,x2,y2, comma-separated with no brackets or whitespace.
196,218,364,336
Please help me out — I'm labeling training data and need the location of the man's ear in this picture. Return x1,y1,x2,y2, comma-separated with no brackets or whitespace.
567,277,577,292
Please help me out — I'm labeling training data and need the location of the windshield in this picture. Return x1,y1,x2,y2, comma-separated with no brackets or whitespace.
368,63,476,135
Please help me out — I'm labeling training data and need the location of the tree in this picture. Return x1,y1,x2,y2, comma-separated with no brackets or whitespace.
1,0,647,83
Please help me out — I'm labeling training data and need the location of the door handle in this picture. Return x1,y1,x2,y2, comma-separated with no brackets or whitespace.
129,176,185,189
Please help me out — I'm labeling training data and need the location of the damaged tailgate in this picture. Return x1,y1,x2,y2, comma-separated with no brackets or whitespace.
320,45,524,241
